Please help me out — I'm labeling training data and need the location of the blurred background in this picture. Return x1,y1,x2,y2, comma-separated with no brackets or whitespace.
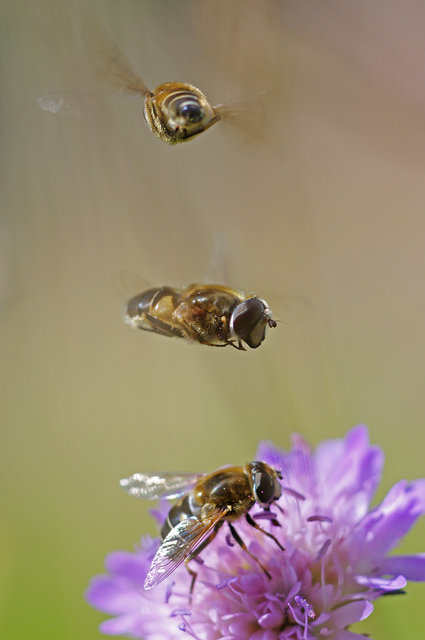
1,0,424,638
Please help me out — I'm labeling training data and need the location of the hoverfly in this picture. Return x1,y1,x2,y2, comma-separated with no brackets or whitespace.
89,26,254,144
124,283,277,350
120,462,284,592
38,26,244,144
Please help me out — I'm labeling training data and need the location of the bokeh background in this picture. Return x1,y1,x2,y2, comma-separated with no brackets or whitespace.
1,1,424,638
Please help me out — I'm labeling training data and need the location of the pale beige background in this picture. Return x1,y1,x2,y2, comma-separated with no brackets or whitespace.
1,1,424,638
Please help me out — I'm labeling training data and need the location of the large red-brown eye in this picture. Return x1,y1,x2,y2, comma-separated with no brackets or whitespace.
231,298,266,347
253,470,276,505
232,299,264,335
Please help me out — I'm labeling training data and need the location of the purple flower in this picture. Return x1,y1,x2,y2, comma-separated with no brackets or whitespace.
86,426,425,639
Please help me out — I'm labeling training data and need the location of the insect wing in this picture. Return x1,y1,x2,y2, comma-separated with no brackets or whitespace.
37,89,137,118
37,93,83,116
182,283,243,299
144,506,227,589
213,92,266,137
120,472,202,500
111,270,151,299
213,93,264,123
85,23,150,96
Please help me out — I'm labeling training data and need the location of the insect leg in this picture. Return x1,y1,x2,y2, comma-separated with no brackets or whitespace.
236,339,246,351
185,525,221,600
197,341,228,348
245,513,285,551
183,561,197,602
198,339,245,350
218,313,245,350
227,522,271,580
221,339,246,351
143,313,187,338
274,502,285,516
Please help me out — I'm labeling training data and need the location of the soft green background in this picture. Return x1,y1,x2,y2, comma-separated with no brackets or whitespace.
1,1,424,639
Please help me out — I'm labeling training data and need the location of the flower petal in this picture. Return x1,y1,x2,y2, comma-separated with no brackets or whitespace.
258,609,284,628
330,600,373,627
314,425,384,521
353,479,425,563
257,441,286,472
285,435,317,496
250,630,278,640
87,429,425,640
227,614,255,636
105,550,149,584
356,574,406,591
378,554,425,581
100,612,141,635
85,575,142,615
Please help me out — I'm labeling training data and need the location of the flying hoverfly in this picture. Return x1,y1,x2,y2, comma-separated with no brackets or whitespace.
120,461,284,592
38,25,251,145
124,283,277,350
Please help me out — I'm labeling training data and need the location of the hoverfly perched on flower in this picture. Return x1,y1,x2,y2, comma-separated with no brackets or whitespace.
120,461,284,592
124,283,277,350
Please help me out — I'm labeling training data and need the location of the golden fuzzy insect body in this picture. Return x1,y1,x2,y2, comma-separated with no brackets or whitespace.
86,26,225,144
38,26,262,143
124,283,276,350
120,462,284,591
143,82,220,144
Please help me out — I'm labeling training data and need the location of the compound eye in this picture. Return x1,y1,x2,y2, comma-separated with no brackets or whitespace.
254,471,276,505
231,298,267,346
274,477,282,500
232,299,264,334
179,102,204,123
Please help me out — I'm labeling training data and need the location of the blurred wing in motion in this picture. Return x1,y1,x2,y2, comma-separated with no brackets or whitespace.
214,91,266,124
144,506,227,589
204,231,231,284
214,90,282,154
120,472,202,500
214,93,265,141
37,24,150,117
111,270,151,300
253,284,315,328
36,87,139,117
85,23,151,96
37,92,83,116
